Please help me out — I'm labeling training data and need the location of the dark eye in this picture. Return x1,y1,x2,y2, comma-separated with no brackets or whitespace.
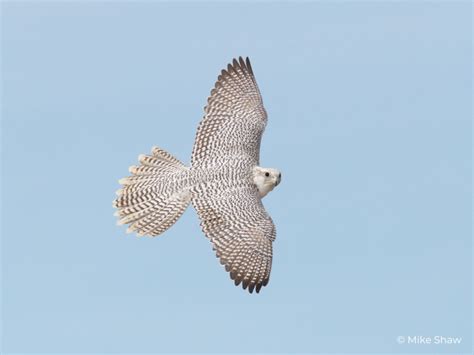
265,172,270,177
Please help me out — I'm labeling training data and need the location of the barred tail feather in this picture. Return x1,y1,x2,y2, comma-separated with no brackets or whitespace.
113,146,192,237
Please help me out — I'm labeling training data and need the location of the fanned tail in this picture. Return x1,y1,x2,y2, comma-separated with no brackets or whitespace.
113,146,192,236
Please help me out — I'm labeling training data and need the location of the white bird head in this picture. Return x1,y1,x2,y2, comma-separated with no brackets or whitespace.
253,166,282,198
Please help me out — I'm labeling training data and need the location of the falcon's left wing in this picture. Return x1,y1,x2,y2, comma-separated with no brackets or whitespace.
193,183,275,293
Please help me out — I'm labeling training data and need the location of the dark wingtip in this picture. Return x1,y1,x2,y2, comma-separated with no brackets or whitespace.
245,57,253,75
238,56,246,68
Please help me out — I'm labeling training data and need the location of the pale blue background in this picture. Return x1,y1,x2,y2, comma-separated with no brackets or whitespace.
1,1,471,354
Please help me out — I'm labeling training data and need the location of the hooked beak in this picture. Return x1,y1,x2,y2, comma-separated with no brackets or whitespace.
275,174,281,186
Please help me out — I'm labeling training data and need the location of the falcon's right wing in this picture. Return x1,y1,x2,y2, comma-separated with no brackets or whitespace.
191,57,267,168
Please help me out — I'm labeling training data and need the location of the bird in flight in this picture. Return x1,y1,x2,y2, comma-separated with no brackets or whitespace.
113,57,281,293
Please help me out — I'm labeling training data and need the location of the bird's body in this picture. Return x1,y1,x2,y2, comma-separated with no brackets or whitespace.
113,57,281,293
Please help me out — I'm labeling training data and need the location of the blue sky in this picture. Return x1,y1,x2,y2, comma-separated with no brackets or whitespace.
1,1,471,354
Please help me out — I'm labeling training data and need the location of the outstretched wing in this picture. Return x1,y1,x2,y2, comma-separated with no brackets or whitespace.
191,57,267,168
193,183,276,293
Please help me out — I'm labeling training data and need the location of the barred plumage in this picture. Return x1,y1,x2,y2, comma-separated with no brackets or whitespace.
113,148,192,237
113,57,280,293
